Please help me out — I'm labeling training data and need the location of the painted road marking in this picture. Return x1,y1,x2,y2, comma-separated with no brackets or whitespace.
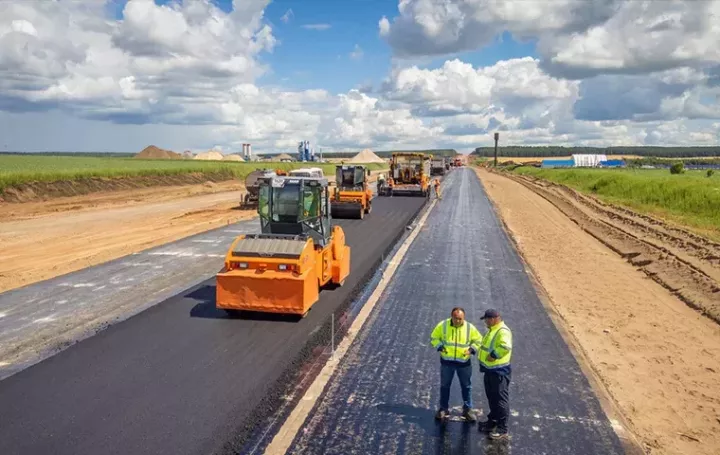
263,199,438,455
147,251,224,258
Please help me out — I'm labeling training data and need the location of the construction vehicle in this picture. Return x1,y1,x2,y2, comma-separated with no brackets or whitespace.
430,158,446,176
330,165,373,219
240,169,276,209
453,156,463,167
381,152,431,197
216,175,351,317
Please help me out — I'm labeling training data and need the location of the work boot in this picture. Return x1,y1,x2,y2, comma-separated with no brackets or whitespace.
435,409,448,420
478,419,496,432
462,407,477,422
488,430,509,441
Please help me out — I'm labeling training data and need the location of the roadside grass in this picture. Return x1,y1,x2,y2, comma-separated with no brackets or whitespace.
512,167,720,238
0,155,386,191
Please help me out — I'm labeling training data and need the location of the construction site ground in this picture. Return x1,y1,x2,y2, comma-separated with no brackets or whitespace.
1,165,718,455
0,184,425,455
476,168,720,455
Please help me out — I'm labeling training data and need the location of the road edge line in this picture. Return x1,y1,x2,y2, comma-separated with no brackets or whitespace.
263,197,437,455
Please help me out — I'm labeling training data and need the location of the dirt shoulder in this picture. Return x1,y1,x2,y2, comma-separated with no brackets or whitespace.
0,181,254,293
0,171,385,294
475,167,720,455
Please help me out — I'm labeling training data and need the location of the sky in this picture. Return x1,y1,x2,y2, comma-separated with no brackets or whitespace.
1,0,720,154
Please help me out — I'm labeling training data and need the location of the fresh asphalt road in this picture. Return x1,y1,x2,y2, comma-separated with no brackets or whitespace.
284,168,627,455
0,194,426,455
0,216,258,380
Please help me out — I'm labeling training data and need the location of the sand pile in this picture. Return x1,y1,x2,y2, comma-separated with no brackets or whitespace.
223,154,244,161
273,153,294,162
193,150,224,161
134,145,182,159
348,148,385,164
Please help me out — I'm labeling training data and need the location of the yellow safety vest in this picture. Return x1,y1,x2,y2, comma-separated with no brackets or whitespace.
479,321,512,371
430,319,482,364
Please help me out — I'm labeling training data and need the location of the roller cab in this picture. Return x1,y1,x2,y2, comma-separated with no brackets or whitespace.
330,165,373,219
216,175,350,316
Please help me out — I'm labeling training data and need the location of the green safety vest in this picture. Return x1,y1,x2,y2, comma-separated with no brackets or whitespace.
479,321,512,371
430,319,482,364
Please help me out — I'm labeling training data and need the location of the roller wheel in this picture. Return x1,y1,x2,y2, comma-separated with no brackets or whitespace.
358,207,364,219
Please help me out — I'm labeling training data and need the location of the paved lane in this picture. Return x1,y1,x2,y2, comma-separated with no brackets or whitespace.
284,168,626,455
0,195,426,455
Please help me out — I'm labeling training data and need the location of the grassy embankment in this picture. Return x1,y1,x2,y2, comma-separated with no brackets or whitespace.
0,155,386,192
511,166,720,239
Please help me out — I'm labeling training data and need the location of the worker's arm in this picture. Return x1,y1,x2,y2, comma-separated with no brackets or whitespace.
430,321,445,351
468,324,482,355
490,328,512,359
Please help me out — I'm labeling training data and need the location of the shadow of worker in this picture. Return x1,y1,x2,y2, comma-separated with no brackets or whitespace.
375,403,472,454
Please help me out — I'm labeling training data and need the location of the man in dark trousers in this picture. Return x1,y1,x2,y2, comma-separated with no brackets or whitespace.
430,307,482,421
477,309,513,440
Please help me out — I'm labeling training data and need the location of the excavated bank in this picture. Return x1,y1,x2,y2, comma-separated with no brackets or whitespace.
1,171,237,203
502,170,720,324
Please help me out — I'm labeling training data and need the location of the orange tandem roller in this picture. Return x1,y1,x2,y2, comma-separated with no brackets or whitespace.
216,175,351,317
330,164,374,219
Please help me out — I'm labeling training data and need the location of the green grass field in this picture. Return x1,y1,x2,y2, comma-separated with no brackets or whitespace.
0,155,386,191
512,167,720,237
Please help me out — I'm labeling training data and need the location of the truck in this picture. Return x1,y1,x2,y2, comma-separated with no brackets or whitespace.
430,158,446,176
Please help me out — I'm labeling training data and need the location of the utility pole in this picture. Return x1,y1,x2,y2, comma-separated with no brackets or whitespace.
493,132,499,167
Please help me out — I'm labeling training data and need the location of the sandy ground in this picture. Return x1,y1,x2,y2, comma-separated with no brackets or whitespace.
0,171,385,294
476,167,720,455
0,181,255,293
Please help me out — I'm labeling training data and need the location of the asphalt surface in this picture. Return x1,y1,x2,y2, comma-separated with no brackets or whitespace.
0,217,258,379
284,168,627,455
0,194,426,455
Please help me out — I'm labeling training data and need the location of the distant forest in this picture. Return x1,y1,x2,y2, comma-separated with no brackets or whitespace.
472,146,720,158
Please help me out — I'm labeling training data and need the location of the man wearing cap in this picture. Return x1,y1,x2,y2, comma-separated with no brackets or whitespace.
430,307,482,421
478,309,513,440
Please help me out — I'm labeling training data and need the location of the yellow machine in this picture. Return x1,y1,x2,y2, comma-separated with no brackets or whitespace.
331,165,373,219
382,152,431,197
216,175,351,317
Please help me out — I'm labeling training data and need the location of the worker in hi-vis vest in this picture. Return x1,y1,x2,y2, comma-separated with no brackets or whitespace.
430,307,482,421
477,308,513,440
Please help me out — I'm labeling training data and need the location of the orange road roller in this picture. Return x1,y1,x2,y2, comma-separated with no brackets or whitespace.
330,165,373,219
216,175,351,317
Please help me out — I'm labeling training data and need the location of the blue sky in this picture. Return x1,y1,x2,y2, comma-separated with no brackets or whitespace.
110,0,538,94
2,0,719,153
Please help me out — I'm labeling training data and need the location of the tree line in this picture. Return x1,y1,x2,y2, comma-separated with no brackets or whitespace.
472,146,720,158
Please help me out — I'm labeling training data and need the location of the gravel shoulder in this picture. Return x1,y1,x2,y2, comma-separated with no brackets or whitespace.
476,167,720,455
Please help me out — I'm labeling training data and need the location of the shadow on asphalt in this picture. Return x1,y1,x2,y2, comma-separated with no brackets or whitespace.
375,403,510,455
186,285,304,323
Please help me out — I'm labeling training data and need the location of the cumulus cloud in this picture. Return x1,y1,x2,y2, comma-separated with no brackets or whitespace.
381,0,720,80
379,0,620,59
1,0,719,153
0,0,275,125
